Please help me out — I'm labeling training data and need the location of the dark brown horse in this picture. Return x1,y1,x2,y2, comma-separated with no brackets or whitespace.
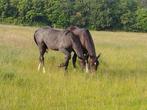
67,26,101,72
34,26,85,73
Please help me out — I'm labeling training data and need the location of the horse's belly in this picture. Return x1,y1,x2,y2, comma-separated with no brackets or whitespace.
46,44,58,50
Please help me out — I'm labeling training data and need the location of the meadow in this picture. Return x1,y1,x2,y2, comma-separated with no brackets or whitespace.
0,24,147,110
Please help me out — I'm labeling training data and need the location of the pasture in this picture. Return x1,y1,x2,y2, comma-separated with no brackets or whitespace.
0,24,147,110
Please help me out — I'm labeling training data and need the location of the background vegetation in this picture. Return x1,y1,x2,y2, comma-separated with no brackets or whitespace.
0,24,147,110
0,0,147,109
0,0,147,32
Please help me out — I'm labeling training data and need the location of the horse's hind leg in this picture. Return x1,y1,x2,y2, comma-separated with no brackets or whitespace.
38,44,47,73
59,48,71,70
72,53,77,68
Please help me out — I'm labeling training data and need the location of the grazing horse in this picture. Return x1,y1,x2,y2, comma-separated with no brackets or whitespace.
67,26,101,72
34,26,85,73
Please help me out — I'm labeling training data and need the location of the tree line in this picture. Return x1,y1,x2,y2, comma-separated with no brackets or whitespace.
0,0,147,32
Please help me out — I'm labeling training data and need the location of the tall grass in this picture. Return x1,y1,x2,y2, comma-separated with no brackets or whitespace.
0,24,147,110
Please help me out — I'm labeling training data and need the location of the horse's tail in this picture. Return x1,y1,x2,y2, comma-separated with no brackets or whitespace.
34,30,38,46
33,29,48,53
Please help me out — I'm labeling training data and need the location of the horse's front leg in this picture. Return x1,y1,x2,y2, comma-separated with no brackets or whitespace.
72,53,77,68
59,48,71,70
84,53,89,73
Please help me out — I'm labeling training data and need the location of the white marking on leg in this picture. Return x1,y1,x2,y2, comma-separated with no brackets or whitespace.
43,66,46,73
38,63,41,71
86,62,89,73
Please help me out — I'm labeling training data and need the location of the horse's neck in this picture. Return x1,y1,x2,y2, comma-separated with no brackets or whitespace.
74,43,84,60
84,33,96,57
71,36,84,60
73,28,96,58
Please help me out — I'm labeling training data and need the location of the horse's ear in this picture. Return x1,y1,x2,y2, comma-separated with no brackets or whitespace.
64,30,70,35
96,53,101,59
67,25,76,32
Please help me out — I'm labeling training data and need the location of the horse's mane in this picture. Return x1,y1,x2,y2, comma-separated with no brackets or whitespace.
63,29,71,35
83,29,96,57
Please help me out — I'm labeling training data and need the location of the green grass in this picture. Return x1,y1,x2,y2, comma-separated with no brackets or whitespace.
0,24,147,110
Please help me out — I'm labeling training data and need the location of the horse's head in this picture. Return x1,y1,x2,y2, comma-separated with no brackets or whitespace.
89,53,101,72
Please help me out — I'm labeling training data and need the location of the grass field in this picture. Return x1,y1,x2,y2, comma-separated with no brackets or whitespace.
0,24,147,110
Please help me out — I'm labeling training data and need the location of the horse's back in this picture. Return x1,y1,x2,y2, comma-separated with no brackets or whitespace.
34,27,73,50
34,27,59,49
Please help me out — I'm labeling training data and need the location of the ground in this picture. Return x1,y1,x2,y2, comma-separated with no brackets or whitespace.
0,24,147,110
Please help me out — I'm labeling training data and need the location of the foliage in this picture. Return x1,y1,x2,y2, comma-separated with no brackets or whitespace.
136,8,147,32
0,0,147,32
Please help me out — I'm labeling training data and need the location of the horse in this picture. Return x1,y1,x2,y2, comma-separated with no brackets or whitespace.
67,26,101,72
34,26,85,73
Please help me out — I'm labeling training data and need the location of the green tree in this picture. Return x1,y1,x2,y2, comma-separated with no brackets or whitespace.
17,0,33,24
25,0,50,25
69,0,91,27
0,0,146,32
136,8,147,31
119,0,138,31
90,0,119,30
0,0,18,18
